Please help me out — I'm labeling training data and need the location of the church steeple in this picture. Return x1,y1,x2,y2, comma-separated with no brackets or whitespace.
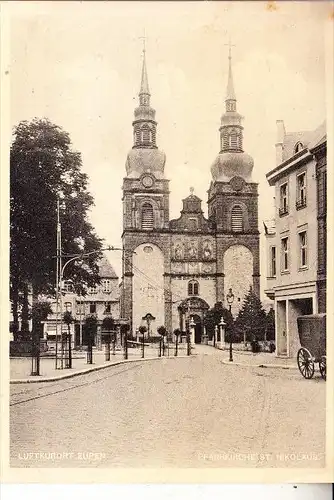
219,43,243,153
132,44,157,149
225,45,236,110
139,47,150,103
211,42,254,183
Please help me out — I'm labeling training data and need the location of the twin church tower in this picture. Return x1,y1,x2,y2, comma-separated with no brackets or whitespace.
120,46,260,342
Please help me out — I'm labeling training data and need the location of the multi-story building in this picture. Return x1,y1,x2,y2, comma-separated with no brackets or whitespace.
264,120,326,357
121,47,260,341
44,256,120,346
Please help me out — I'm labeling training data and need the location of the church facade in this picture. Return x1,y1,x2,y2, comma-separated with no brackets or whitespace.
121,48,260,341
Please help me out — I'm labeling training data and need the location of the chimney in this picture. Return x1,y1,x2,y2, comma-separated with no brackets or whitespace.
275,120,285,166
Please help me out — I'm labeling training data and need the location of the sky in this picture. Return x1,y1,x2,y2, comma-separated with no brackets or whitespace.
8,1,330,299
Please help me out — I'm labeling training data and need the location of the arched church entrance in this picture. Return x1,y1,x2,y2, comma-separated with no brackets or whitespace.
178,297,209,344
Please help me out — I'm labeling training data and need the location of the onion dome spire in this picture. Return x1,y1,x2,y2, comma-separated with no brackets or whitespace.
132,41,157,149
210,41,254,183
125,40,166,179
219,41,243,153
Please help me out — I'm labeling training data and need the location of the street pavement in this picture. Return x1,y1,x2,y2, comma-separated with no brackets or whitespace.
10,345,326,468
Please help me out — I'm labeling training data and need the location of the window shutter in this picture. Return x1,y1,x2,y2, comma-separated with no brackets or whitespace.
231,205,243,232
141,203,154,230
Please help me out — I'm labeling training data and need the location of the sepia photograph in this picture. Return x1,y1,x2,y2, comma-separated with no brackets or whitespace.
1,0,333,483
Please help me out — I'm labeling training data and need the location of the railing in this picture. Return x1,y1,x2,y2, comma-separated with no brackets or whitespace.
279,206,289,217
296,198,307,210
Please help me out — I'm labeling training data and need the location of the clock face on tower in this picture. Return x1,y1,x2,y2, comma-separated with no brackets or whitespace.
142,175,154,188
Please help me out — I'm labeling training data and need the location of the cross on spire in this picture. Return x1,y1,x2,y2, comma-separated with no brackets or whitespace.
224,37,236,102
224,37,236,60
190,187,194,195
139,29,147,56
138,29,150,97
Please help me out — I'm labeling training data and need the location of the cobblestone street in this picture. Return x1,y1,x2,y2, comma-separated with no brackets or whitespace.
10,346,326,468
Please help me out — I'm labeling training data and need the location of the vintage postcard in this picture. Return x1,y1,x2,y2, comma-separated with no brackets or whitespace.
1,0,333,484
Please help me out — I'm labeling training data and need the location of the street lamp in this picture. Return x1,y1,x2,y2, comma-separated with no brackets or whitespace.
226,288,235,362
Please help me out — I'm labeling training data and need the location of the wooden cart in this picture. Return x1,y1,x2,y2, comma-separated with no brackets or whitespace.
296,314,326,380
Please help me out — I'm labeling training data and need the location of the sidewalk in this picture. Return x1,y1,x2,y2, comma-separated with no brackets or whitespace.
10,345,191,384
196,344,297,369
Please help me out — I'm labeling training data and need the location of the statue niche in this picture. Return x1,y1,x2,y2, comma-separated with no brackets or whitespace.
174,242,184,260
188,241,198,260
203,240,213,260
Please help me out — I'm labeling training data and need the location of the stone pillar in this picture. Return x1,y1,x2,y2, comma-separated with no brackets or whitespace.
221,321,227,349
214,325,218,347
202,325,208,345
116,325,122,350
189,317,195,345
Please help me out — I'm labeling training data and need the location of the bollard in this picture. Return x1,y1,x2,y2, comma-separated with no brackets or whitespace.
68,333,72,368
105,336,111,361
124,332,128,360
112,333,116,355
31,333,40,376
187,333,191,356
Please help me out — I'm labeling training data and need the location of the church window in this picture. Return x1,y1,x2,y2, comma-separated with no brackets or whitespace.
188,280,199,296
231,205,243,232
141,203,154,230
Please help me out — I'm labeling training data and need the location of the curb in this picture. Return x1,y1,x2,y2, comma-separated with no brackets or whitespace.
209,346,297,369
10,354,195,384
220,359,298,370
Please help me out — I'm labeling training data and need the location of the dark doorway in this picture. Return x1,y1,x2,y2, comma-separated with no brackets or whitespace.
192,314,202,344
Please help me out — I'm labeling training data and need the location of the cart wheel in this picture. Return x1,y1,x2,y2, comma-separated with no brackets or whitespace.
319,356,326,380
297,347,315,379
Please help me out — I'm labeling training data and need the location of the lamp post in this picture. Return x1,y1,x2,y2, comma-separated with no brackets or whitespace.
226,288,235,362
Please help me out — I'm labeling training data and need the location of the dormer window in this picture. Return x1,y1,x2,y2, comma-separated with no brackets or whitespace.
294,142,304,154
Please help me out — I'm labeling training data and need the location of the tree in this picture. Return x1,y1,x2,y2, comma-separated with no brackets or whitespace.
31,300,53,340
63,310,74,339
157,325,167,337
265,307,275,341
102,316,115,342
234,287,267,342
10,118,103,335
102,316,114,332
204,302,234,341
138,325,147,336
84,315,98,346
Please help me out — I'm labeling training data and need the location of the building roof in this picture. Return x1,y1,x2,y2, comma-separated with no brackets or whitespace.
98,256,118,279
282,121,326,161
309,121,326,150
263,219,276,235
